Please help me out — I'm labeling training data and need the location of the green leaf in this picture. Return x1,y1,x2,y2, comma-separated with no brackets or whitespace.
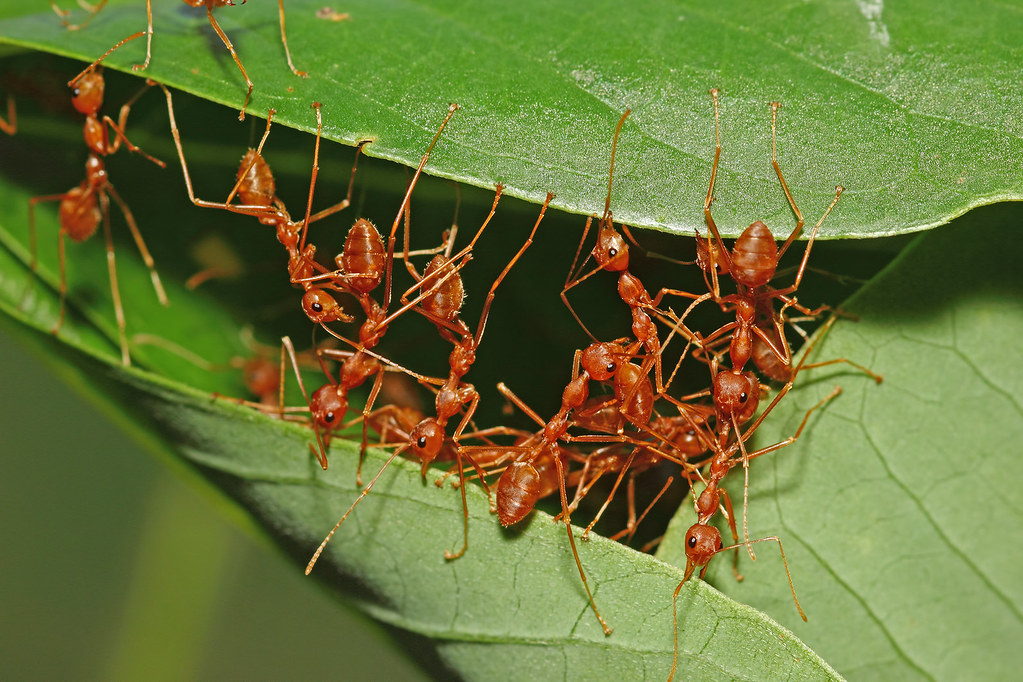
1,0,1019,239
1,3,1020,679
659,202,1023,679
0,54,842,679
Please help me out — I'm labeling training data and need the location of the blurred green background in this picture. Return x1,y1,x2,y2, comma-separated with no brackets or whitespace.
0,328,428,681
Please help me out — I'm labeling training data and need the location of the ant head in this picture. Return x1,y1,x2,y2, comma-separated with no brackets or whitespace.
580,342,619,381
712,370,760,424
70,70,104,115
731,221,778,288
310,383,347,430
302,289,354,324
236,150,275,207
592,222,629,272
684,523,723,567
410,418,445,472
496,461,542,527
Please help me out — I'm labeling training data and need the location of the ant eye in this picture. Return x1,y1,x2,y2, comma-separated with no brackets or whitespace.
608,247,618,258
686,429,695,437
312,302,323,312
688,536,697,548
739,392,748,403
606,362,617,373
417,436,428,448
324,411,335,423
72,87,80,97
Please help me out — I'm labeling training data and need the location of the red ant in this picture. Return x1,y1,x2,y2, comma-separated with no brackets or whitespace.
306,192,555,569
562,109,705,396
667,382,844,681
26,68,167,365
695,90,844,372
495,339,706,635
288,104,464,475
154,82,365,328
60,1,305,121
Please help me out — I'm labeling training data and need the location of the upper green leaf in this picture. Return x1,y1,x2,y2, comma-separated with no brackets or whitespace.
1,0,1019,238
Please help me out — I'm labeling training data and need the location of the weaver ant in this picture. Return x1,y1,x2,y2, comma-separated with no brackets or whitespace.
562,108,704,396
59,1,305,120
154,83,365,327
26,68,167,365
496,339,705,635
292,104,463,474
667,384,844,682
306,191,555,568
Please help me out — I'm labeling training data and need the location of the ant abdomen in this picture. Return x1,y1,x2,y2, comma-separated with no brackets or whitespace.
752,323,791,383
496,461,542,526
421,255,465,321
59,185,100,241
235,150,275,207
613,362,654,427
731,221,779,288
339,218,384,294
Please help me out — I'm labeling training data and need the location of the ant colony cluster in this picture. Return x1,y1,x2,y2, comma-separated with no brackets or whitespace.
7,5,884,678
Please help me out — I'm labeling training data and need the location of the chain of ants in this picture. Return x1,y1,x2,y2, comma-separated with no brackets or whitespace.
10,4,885,675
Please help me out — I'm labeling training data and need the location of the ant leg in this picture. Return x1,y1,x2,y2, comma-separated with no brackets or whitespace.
581,449,638,540
276,0,307,77
357,370,387,486
553,454,612,636
717,488,745,581
98,193,130,365
102,92,165,168
718,535,806,621
471,192,552,346
131,0,153,71
105,183,168,306
24,194,65,307
204,4,254,121
51,0,108,30
383,103,459,310
0,95,16,135
306,444,411,574
772,102,806,260
703,89,733,281
778,185,844,293
608,475,674,545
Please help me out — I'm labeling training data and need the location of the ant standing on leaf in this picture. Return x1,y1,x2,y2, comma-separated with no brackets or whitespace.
26,67,168,365
56,0,306,120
